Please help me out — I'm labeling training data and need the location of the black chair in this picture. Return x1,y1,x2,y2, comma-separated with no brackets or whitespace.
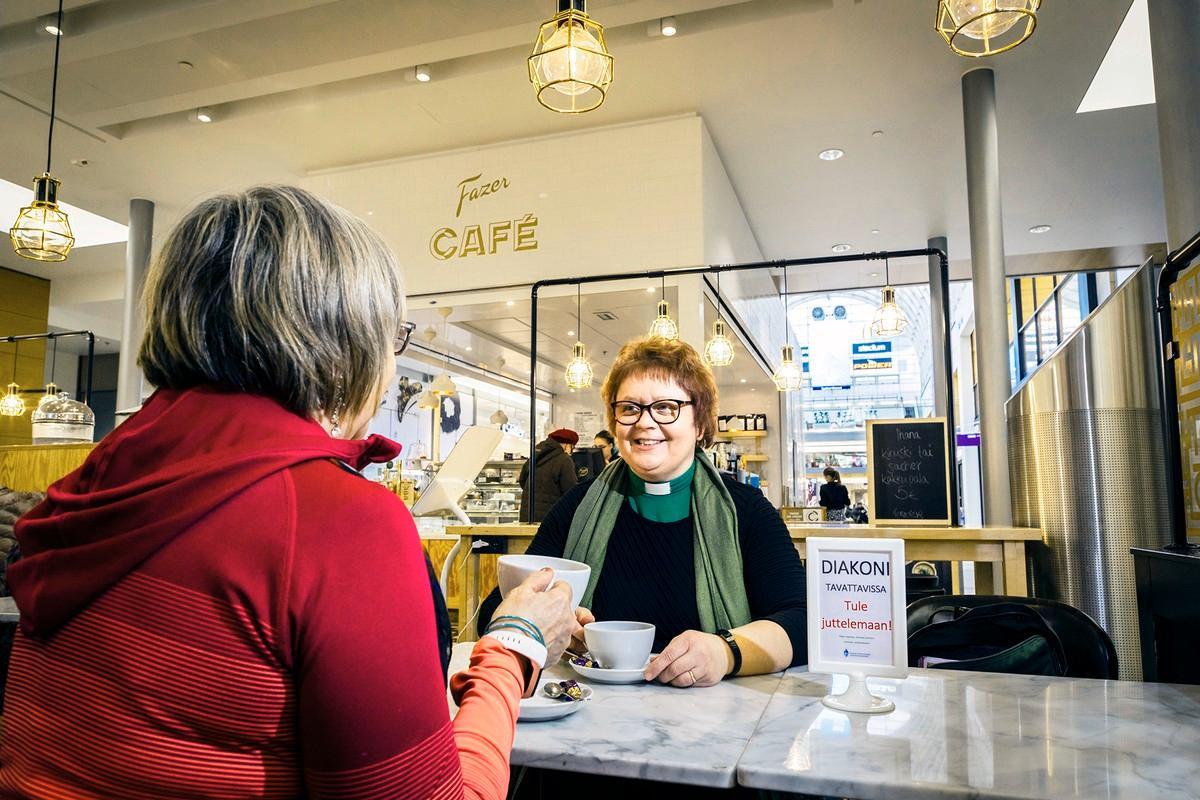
907,594,1119,680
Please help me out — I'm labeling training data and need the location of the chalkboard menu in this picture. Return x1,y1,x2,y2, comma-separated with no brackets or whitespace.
866,418,951,526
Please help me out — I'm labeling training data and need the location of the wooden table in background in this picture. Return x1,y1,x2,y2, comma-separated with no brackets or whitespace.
440,522,1043,639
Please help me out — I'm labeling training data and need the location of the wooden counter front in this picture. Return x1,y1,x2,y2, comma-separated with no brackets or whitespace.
0,443,95,493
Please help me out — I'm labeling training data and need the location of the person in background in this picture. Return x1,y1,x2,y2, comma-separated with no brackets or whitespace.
483,337,806,689
593,430,617,463
518,428,578,523
0,186,577,800
819,466,851,522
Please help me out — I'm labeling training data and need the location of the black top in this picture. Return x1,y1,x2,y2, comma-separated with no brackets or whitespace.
479,476,808,666
819,481,850,510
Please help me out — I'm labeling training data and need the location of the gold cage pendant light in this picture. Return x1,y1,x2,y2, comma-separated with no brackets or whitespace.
528,0,614,114
936,0,1040,58
1,341,26,418
10,0,75,262
648,275,680,341
772,265,803,392
564,285,594,389
871,257,910,338
703,270,735,367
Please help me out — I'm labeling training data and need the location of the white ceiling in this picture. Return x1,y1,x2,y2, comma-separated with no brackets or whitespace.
0,1,1164,323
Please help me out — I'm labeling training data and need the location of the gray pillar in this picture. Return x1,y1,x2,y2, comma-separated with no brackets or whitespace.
1148,0,1200,250
928,235,950,417
117,199,154,412
962,68,1012,526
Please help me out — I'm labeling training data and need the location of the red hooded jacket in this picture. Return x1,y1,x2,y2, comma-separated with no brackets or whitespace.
0,386,528,799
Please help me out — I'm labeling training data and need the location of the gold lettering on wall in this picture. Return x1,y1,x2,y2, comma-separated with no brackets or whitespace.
430,173,540,261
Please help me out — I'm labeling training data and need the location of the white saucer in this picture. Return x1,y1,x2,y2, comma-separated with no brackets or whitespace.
569,656,654,684
519,680,593,722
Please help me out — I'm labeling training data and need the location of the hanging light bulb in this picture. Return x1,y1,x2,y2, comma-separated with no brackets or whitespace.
431,372,458,396
704,270,735,367
564,285,594,388
10,0,74,262
528,0,614,113
772,346,804,392
648,300,679,340
772,265,802,392
490,408,509,426
1,340,25,417
871,257,910,338
565,342,594,389
936,0,1040,57
704,320,735,367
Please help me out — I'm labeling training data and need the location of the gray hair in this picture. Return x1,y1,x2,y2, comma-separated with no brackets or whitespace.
139,185,403,421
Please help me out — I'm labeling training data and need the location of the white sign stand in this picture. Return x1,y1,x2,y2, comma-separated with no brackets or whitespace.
805,537,908,714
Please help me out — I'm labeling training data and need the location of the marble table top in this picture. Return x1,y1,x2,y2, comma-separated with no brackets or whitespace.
448,642,782,787
736,667,1200,800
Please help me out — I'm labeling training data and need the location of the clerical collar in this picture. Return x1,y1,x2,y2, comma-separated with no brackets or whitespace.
626,459,696,523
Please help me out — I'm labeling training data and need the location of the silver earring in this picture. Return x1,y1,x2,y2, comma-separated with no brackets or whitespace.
330,378,345,438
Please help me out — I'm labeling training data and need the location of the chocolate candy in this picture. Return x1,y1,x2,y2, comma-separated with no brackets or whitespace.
570,655,600,669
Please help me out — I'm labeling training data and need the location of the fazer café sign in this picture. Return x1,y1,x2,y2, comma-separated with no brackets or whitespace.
429,173,540,261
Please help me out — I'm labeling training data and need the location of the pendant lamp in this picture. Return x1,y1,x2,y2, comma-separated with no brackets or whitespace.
648,275,679,340
871,257,909,338
564,284,594,389
417,390,437,410
490,408,509,426
1,342,26,417
703,269,735,367
9,0,75,262
528,0,614,114
772,265,802,392
432,307,458,396
936,0,1040,57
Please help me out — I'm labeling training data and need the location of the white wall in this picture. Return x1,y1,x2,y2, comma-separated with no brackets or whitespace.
304,115,706,296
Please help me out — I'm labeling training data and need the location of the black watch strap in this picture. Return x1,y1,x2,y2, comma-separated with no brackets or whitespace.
716,628,742,676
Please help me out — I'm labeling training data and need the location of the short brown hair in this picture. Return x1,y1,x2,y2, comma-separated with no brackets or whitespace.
139,185,403,422
600,337,719,447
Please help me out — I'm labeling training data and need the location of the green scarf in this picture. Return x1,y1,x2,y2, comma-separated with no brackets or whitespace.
563,448,752,633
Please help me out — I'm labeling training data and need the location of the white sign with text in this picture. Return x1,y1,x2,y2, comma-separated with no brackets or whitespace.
806,537,907,713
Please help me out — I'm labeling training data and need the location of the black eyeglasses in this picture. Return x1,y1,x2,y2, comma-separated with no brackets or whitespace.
610,399,693,426
394,321,416,356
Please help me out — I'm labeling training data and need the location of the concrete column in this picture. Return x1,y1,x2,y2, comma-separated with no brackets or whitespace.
961,68,1012,526
927,235,950,417
117,199,154,412
1148,0,1200,249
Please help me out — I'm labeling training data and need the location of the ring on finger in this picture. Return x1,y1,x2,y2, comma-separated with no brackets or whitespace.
687,669,697,685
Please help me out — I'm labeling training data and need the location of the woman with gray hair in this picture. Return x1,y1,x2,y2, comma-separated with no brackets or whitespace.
0,185,575,799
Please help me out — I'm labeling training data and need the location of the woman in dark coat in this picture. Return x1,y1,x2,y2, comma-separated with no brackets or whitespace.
819,466,851,521
518,429,578,522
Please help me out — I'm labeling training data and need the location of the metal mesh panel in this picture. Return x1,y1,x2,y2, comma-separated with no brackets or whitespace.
1009,408,1170,679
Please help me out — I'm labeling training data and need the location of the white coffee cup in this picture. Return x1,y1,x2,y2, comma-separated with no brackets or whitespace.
496,555,591,608
583,621,656,670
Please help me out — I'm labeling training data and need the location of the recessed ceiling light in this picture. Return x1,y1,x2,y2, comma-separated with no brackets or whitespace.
646,287,656,293
818,148,845,161
1029,224,1052,234
832,243,853,253
749,388,756,392
567,330,575,336
872,130,884,138
660,16,677,36
366,210,374,216
870,272,880,278
414,64,431,82
506,300,515,307
871,229,880,235
740,378,747,383
43,23,63,36
70,158,88,167
193,107,214,123
465,345,472,351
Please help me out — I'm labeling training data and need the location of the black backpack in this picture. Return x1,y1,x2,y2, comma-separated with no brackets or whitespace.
907,602,1068,677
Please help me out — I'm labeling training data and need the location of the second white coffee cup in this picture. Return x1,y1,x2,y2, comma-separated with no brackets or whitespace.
583,620,656,670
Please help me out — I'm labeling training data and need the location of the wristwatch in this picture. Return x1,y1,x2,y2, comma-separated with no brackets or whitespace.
715,628,742,676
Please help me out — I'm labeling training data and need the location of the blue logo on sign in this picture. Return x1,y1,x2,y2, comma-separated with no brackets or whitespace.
843,648,850,658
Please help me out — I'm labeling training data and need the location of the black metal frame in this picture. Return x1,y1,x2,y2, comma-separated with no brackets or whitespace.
0,330,95,407
1155,229,1200,554
526,249,959,524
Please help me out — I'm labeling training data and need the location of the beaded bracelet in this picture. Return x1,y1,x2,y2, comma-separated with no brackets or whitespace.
489,615,546,645
485,622,545,646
